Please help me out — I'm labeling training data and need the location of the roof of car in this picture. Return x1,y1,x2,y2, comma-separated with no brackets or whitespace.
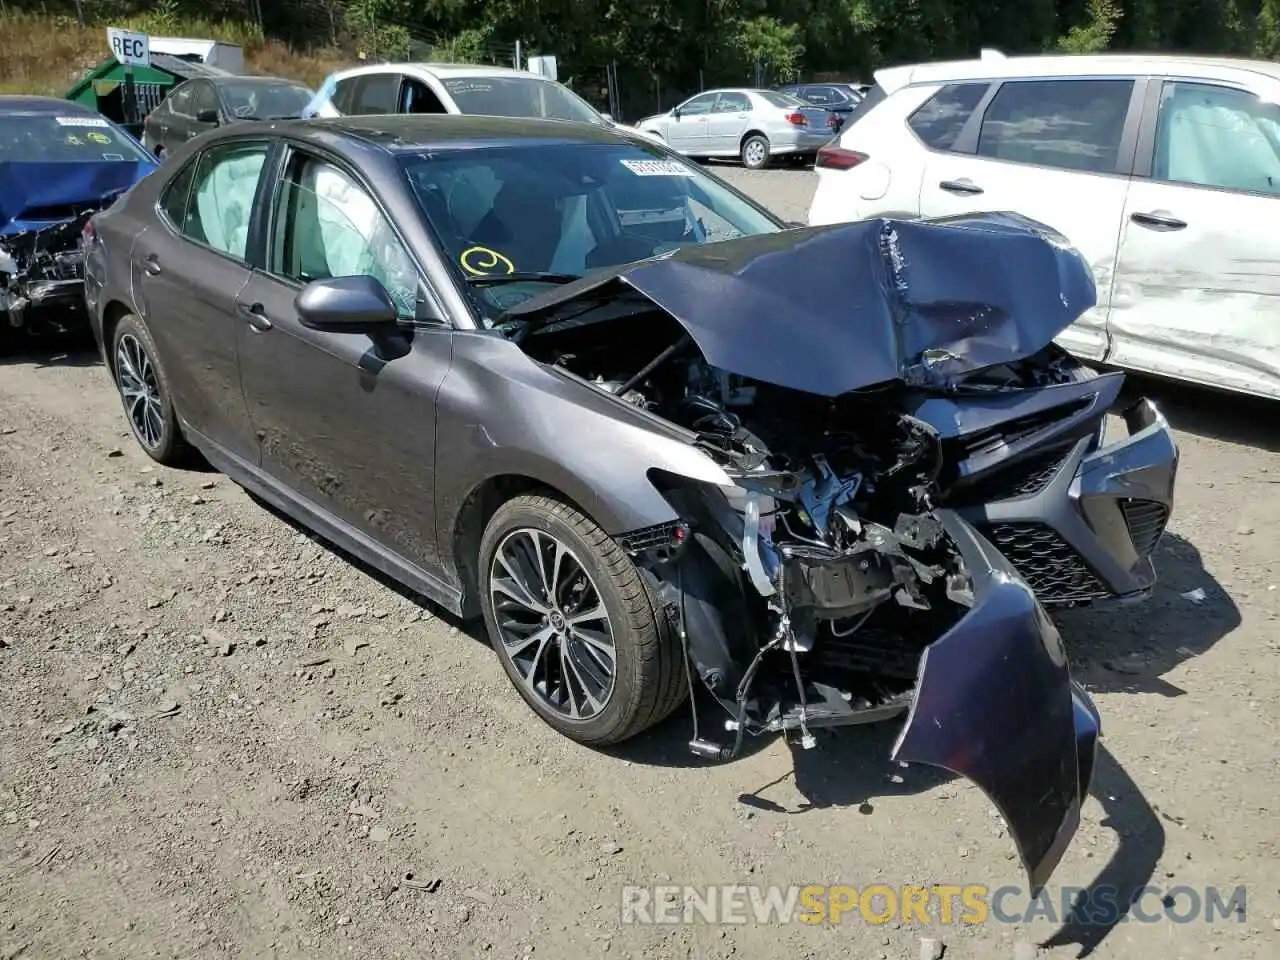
205,75,311,87
876,52,1280,92
325,62,558,83
0,95,97,115
285,113,635,152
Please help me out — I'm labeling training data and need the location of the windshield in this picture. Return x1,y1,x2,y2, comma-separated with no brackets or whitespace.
441,76,604,125
220,81,314,120
399,141,781,317
0,113,151,162
758,90,805,108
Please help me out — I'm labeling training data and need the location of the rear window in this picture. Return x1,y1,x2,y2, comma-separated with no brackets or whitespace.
841,82,889,129
0,114,150,162
757,90,805,108
907,82,990,150
441,77,604,125
220,81,314,120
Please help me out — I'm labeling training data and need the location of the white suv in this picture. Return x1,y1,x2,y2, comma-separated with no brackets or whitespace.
303,62,660,141
809,52,1280,401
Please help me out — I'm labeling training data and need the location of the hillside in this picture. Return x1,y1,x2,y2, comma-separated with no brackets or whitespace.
0,12,348,96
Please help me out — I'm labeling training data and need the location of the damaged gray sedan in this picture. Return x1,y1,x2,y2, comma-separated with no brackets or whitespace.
85,117,1179,891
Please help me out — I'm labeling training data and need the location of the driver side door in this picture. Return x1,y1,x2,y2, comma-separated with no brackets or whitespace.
235,144,456,574
667,93,716,154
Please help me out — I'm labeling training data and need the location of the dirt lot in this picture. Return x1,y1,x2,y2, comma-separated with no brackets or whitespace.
2,167,1279,960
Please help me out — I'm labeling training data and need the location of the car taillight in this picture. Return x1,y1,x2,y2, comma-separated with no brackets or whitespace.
81,218,96,245
815,145,868,171
785,111,807,127
827,114,841,129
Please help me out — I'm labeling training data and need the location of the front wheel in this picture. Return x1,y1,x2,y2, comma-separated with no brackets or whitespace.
741,134,770,169
478,494,685,745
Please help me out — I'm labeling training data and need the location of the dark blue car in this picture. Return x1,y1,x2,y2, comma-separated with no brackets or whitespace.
0,95,156,338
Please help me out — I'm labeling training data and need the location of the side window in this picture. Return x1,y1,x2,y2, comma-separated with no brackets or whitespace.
332,78,358,114
1153,82,1280,196
976,78,1134,173
678,94,717,116
908,82,990,151
167,84,193,117
270,154,421,319
351,74,400,115
181,141,269,259
401,78,448,114
190,83,219,120
714,93,750,113
158,158,197,231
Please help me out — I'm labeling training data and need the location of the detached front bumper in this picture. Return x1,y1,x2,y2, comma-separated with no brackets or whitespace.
894,511,1100,892
957,394,1178,607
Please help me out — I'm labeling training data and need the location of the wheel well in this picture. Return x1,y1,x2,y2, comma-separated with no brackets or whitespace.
451,474,593,618
101,301,133,375
740,130,767,150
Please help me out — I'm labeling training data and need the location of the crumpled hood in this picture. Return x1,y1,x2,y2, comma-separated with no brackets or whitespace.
505,212,1097,396
0,160,154,237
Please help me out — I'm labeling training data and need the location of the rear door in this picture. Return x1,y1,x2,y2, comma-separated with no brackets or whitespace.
918,77,1145,362
348,73,402,115
131,139,271,463
705,91,752,153
1108,77,1280,398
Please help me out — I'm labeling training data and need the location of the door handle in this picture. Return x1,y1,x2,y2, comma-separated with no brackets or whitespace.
142,254,161,276
1130,211,1187,230
939,179,984,196
238,302,273,332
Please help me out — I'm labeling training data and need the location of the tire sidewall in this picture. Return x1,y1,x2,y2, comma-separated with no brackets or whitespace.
478,499,652,743
742,135,769,169
111,314,183,463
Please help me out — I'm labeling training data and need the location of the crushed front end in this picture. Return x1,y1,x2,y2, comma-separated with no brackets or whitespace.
0,214,96,336
498,212,1163,888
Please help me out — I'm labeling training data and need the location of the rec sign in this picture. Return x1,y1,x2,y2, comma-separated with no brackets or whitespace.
107,27,150,68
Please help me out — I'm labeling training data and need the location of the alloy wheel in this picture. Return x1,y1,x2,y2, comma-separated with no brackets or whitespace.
488,527,617,720
745,140,767,166
115,333,165,450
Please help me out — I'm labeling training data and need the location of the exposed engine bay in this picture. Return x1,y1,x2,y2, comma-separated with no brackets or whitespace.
519,305,1084,756
0,211,94,332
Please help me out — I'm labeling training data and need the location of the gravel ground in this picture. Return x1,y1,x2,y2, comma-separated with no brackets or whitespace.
1,166,1279,960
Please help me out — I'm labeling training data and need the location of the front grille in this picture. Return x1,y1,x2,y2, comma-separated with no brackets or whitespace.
955,444,1073,504
1120,498,1169,559
985,521,1110,605
809,628,926,681
959,399,1092,458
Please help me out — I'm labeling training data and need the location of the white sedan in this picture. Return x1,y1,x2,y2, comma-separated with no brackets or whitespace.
637,88,837,169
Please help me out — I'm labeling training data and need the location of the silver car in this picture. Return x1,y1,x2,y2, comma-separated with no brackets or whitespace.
636,88,836,169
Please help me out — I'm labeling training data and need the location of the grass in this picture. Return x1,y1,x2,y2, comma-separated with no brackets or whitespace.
0,11,352,96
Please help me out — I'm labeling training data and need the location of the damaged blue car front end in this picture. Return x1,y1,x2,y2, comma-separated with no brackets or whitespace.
0,99,156,337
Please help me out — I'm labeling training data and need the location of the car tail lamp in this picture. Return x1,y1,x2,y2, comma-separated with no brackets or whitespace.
81,218,97,246
827,114,841,129
815,145,869,171
785,111,807,127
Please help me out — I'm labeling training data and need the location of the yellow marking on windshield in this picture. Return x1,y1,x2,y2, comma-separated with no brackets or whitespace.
87,131,113,145
460,245,515,277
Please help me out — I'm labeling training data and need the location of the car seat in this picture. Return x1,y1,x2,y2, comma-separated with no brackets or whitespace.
468,180,563,273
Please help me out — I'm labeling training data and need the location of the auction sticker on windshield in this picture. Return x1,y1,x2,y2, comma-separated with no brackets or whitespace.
55,116,110,127
621,159,695,177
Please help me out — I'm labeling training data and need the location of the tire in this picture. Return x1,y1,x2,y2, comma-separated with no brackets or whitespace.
478,494,685,746
110,313,192,466
740,134,770,169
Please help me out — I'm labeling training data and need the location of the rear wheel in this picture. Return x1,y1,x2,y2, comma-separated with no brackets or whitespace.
741,134,770,169
111,314,192,466
478,494,685,745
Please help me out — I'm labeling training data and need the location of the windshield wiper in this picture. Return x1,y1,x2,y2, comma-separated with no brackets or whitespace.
466,272,581,287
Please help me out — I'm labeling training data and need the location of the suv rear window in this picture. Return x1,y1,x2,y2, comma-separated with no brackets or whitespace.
840,82,888,129
908,83,989,150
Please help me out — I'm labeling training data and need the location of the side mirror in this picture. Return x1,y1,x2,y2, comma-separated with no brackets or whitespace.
295,275,399,334
601,112,614,124
672,106,682,120
196,109,219,124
